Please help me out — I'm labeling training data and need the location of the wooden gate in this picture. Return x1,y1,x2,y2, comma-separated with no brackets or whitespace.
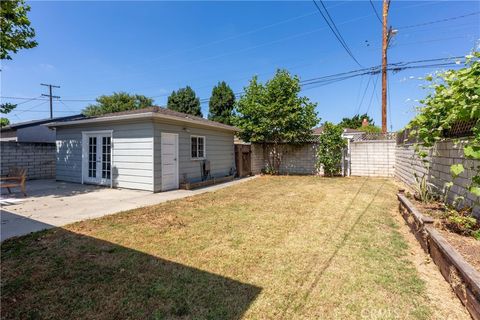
234,144,252,177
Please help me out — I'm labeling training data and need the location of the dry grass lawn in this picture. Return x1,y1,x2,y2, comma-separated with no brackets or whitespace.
0,176,459,319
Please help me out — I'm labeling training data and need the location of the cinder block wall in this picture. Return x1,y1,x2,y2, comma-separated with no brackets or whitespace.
350,140,396,176
395,140,480,212
251,143,265,174
250,143,319,175
0,142,56,179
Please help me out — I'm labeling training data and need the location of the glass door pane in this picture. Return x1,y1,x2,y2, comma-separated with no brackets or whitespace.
88,136,97,178
101,136,111,179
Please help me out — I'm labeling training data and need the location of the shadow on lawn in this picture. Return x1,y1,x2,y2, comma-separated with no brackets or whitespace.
1,227,261,320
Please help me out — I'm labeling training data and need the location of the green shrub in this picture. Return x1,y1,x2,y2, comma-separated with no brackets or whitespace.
316,122,347,177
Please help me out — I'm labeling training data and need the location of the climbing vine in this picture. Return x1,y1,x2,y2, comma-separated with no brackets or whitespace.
407,52,480,197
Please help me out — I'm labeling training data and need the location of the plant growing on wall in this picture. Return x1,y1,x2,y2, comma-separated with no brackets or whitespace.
235,69,319,174
315,122,346,177
407,52,480,199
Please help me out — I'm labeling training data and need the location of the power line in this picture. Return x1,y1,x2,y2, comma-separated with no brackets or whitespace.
11,101,49,116
59,100,79,114
369,0,383,24
55,0,441,89
387,76,392,131
12,96,42,106
366,73,380,114
398,11,480,29
312,0,362,67
96,2,351,76
0,96,96,102
355,74,373,115
9,110,73,114
2,56,471,111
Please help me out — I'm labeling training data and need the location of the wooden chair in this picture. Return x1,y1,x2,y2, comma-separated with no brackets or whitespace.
0,167,27,196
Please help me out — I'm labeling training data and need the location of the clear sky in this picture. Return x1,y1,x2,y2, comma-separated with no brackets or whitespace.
1,0,479,130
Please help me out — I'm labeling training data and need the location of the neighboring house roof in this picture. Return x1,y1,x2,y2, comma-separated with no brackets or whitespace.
1,114,85,132
47,106,239,132
343,128,364,134
312,126,325,135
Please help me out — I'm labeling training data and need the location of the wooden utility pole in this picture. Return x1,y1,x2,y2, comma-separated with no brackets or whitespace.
41,83,60,119
381,0,390,133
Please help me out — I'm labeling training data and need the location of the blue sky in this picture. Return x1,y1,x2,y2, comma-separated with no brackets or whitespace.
1,0,479,130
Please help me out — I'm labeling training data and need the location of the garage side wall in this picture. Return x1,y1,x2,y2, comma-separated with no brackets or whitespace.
56,121,155,191
153,121,235,191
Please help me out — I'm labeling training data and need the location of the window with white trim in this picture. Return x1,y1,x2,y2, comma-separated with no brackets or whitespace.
191,136,205,159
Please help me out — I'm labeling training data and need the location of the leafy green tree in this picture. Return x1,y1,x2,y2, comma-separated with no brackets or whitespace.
1,0,38,60
0,102,18,127
1,102,17,114
0,117,10,127
208,81,235,124
235,69,319,173
316,122,346,177
338,113,374,129
83,92,153,117
167,86,202,117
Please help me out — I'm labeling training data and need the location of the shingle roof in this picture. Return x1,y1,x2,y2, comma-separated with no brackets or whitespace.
48,106,238,132
1,114,85,131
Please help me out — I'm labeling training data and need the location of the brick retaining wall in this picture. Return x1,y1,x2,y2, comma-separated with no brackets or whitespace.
1,142,56,180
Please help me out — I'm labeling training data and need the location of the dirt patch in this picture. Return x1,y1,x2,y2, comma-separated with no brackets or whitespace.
391,208,471,320
407,197,480,272
437,229,480,271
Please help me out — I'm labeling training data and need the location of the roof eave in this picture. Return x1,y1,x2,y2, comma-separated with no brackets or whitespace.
151,113,238,132
47,112,239,132
47,112,153,128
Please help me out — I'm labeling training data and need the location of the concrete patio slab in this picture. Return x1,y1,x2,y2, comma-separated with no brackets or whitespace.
0,176,256,241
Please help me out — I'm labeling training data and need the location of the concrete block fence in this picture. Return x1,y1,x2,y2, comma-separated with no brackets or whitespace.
395,140,480,213
251,143,319,175
350,140,396,177
0,142,56,180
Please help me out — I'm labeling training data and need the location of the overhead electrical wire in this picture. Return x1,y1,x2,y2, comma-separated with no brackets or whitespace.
355,75,373,115
369,0,383,24
12,96,42,106
2,56,471,112
387,77,393,130
10,101,49,117
398,11,480,29
366,74,380,114
312,0,363,67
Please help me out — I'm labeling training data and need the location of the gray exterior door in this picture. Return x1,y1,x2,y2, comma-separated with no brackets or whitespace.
161,132,179,191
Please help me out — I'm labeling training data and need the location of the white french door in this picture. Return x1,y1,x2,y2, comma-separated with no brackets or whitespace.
82,131,112,186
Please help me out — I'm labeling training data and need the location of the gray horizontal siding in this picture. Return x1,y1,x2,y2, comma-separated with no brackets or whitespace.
56,118,234,192
153,121,235,191
56,121,154,191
